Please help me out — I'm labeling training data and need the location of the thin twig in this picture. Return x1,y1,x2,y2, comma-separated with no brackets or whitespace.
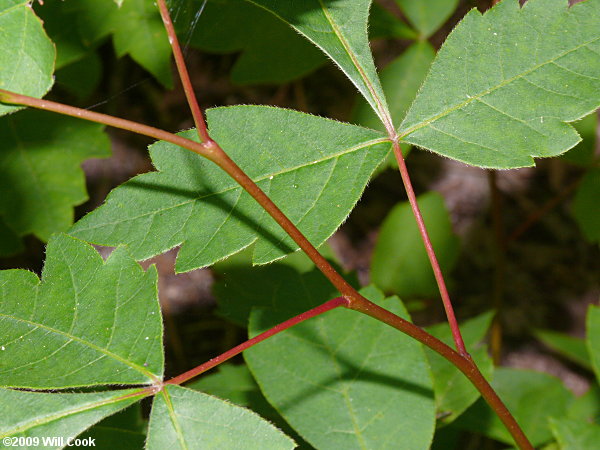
166,297,349,385
390,139,468,356
156,0,210,143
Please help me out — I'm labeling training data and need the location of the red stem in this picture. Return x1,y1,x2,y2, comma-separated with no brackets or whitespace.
390,140,468,356
166,297,349,385
156,0,210,143
349,298,532,450
0,88,532,449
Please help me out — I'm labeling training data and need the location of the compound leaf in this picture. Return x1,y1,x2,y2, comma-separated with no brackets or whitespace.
395,0,459,38
0,0,55,116
0,234,163,389
0,110,110,243
146,385,295,450
189,0,326,84
0,388,144,444
425,312,494,425
248,0,391,125
245,286,435,449
70,106,390,272
399,0,600,169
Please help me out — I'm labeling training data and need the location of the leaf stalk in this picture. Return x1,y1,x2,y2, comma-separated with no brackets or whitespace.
390,139,468,356
156,0,210,143
165,297,349,385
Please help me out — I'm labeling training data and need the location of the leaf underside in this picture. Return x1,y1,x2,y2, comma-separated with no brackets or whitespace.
399,0,600,169
146,385,295,450
248,0,390,124
70,106,389,272
0,234,163,389
189,0,326,84
455,368,574,446
245,286,435,450
425,312,494,425
0,110,110,244
0,388,143,443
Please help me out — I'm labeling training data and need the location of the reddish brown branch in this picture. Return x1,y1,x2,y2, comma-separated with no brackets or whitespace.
156,0,210,143
166,297,349,385
390,140,468,356
0,87,532,450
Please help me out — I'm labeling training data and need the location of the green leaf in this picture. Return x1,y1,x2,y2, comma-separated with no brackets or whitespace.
214,264,339,327
353,42,435,132
60,0,172,86
573,169,600,244
369,4,417,40
63,0,118,45
566,385,600,424
189,0,326,85
0,0,55,116
188,364,274,414
245,285,436,449
425,312,494,425
76,404,147,450
55,51,103,101
587,305,600,384
534,329,592,370
399,0,600,169
454,368,574,446
248,0,391,125
549,417,600,450
188,363,308,446
0,110,111,242
395,0,459,38
0,387,144,443
146,385,295,450
371,192,460,298
34,0,89,69
112,0,173,87
70,106,390,272
0,234,163,389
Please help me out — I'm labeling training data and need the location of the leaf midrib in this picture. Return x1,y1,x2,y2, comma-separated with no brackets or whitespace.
0,390,145,437
246,0,392,129
0,2,25,17
162,388,189,450
399,35,600,138
0,313,159,382
75,136,389,231
316,0,390,127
